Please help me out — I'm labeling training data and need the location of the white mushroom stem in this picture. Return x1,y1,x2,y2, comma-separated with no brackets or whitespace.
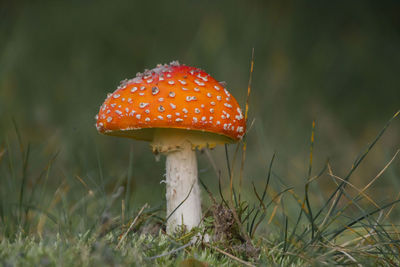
165,141,202,233
151,128,233,233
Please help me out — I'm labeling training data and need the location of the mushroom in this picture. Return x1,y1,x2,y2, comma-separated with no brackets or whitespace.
95,61,246,233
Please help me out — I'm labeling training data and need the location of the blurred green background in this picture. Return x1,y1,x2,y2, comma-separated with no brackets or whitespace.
1,1,399,216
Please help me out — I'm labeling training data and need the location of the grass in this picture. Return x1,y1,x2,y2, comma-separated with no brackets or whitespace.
0,109,399,266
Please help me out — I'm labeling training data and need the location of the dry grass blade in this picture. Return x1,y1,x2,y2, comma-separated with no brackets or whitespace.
327,164,380,209
336,249,361,266
319,243,362,267
203,242,256,267
244,48,254,122
287,189,310,215
268,195,282,224
319,190,340,230
340,230,400,248
359,149,400,196
74,175,94,195
383,192,400,222
316,238,391,264
117,203,148,248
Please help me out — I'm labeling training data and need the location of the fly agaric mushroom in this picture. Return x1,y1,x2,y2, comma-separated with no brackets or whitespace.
95,61,246,233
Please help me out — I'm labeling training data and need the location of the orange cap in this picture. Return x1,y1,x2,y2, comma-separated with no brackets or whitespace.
96,61,246,144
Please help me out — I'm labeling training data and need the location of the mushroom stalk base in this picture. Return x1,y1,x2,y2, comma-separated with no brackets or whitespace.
165,141,202,233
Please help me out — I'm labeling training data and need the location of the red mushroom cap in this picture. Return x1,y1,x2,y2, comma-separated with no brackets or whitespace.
95,61,246,146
